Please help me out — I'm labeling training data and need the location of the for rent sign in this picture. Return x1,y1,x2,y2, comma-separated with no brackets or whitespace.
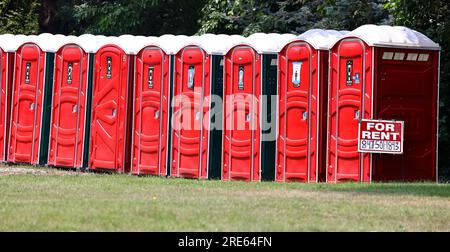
358,119,404,154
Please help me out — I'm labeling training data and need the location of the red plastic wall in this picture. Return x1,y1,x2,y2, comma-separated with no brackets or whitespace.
171,46,211,179
131,46,169,176
89,44,131,172
276,42,319,182
372,48,438,181
327,38,373,182
8,43,46,164
318,50,329,182
48,44,88,168
0,48,8,161
222,45,261,181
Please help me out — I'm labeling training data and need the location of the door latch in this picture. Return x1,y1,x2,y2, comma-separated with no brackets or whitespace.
195,111,201,121
246,113,251,122
354,110,360,120
302,111,308,120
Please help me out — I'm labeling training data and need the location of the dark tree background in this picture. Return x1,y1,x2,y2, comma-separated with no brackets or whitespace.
0,0,449,180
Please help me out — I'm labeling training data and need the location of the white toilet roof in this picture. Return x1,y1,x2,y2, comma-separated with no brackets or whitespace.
286,29,349,50
335,24,440,50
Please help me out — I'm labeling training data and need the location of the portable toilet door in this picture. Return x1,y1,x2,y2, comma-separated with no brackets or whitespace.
327,25,440,182
276,30,346,183
131,41,170,176
170,43,211,179
327,33,373,182
47,40,89,169
88,42,134,173
222,42,262,181
8,39,51,165
0,34,16,162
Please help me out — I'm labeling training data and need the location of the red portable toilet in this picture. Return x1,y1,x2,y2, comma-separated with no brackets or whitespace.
130,36,172,176
8,34,57,165
327,25,440,182
221,37,263,182
276,30,347,183
46,35,92,169
0,34,17,162
169,35,215,179
88,36,134,173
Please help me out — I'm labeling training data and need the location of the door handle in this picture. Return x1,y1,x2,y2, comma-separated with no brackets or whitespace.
154,110,160,119
354,110,360,120
72,105,78,113
112,108,116,117
302,111,308,121
246,113,251,122
30,103,35,111
195,111,201,121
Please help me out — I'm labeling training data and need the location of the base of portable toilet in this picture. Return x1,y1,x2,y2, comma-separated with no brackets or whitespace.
327,25,440,182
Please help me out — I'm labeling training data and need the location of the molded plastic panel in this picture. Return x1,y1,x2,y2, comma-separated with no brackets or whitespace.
8,43,46,164
48,45,88,168
277,42,318,182
328,39,372,182
223,46,261,181
89,45,130,172
132,47,169,176
171,46,210,179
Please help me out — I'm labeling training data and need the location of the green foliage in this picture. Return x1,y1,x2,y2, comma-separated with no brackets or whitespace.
198,0,389,35
41,0,205,36
0,0,40,34
386,0,450,179
198,0,325,35
317,0,391,30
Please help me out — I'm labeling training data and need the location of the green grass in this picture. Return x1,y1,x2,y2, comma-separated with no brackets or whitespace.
0,166,449,231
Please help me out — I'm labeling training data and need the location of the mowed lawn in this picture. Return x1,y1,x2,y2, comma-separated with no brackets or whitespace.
0,165,449,231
